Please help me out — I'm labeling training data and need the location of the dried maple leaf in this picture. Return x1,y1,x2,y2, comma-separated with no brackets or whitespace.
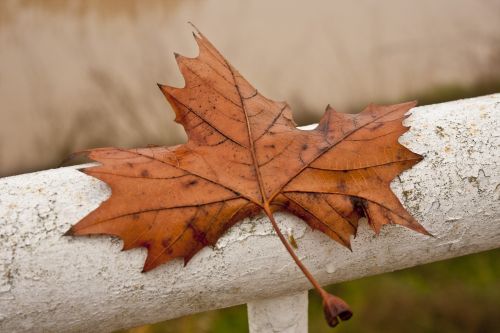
66,26,428,327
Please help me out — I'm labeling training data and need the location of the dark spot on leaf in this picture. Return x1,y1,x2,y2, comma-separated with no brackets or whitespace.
185,179,198,187
188,224,208,245
141,170,150,177
350,197,367,217
396,151,403,160
162,238,171,248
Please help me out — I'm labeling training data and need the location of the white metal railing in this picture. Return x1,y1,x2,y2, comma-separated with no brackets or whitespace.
0,94,499,332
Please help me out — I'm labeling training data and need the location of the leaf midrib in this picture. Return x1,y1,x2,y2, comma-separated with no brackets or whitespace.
224,60,269,206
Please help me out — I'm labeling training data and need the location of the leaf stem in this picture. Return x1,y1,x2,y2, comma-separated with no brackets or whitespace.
263,205,325,295
263,204,353,327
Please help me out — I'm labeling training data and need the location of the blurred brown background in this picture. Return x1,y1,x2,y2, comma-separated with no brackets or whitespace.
1,1,499,332
1,0,500,177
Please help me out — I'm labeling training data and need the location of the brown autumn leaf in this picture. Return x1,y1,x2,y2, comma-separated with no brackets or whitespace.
66,27,428,327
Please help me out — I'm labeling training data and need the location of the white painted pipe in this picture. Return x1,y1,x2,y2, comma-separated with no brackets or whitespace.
248,292,308,333
0,94,499,332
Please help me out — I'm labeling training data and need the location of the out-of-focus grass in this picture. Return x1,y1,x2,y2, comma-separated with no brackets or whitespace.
119,83,500,333
408,79,500,107
309,248,500,333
